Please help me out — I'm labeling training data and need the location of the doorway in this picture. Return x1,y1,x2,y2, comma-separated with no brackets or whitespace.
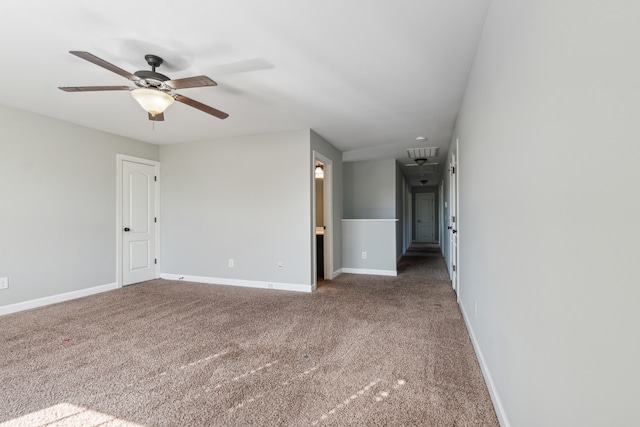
116,154,160,287
312,152,333,288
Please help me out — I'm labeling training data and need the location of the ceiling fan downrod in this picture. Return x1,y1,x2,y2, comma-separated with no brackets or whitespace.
144,54,163,72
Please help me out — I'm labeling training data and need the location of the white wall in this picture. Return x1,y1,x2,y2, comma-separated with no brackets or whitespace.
453,1,640,425
0,105,159,307
159,130,314,289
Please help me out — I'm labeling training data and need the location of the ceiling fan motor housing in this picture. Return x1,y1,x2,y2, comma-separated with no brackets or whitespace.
134,54,171,91
134,70,171,88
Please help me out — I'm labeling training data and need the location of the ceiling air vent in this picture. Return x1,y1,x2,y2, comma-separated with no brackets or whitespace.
406,147,439,159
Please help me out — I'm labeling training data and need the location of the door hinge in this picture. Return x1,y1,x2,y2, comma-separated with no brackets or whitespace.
453,216,456,223
154,176,157,182
154,217,157,223
154,258,157,265
453,265,456,272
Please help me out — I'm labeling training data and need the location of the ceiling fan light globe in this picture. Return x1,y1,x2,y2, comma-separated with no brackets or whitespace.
131,88,174,116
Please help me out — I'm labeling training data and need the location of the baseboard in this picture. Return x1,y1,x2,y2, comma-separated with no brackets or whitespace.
341,268,397,277
0,282,118,316
459,302,510,427
160,274,313,293
329,269,343,279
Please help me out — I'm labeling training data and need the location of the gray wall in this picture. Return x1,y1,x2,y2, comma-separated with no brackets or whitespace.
342,220,397,272
343,158,396,219
160,130,313,286
0,105,159,306
451,0,640,425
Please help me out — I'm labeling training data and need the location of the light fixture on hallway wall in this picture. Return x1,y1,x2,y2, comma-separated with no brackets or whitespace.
315,164,324,179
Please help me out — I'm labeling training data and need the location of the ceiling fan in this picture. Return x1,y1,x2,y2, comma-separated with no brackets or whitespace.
59,51,228,121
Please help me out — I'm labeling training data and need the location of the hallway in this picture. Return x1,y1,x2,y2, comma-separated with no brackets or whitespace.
397,242,451,281
314,243,498,424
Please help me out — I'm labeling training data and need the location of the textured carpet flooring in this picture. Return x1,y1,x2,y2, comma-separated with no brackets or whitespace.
0,251,498,426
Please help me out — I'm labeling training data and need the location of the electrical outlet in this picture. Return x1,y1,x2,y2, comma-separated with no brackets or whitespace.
362,251,367,259
0,277,8,290
278,261,284,270
228,259,234,268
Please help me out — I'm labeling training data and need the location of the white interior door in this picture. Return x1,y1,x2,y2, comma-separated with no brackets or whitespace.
122,160,156,286
449,152,458,291
416,193,435,242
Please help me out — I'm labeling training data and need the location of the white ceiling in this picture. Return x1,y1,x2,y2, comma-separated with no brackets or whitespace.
0,0,490,186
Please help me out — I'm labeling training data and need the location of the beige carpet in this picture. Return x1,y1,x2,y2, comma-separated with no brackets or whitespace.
0,252,498,426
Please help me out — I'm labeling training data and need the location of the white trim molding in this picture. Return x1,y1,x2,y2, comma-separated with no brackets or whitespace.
341,268,397,277
0,282,118,316
460,302,510,427
329,269,343,280
160,274,313,293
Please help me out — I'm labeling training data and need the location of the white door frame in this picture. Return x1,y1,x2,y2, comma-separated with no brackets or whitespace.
403,179,411,253
116,154,160,288
455,139,460,302
312,151,334,288
439,181,444,256
449,139,460,301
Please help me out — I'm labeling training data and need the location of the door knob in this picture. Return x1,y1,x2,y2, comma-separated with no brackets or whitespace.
124,227,130,232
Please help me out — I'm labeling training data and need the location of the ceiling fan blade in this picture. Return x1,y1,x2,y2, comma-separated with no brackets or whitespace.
69,51,140,82
165,76,217,89
148,112,164,121
174,94,229,119
59,86,130,92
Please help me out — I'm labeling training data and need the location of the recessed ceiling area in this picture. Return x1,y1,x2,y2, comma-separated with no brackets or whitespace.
0,0,491,187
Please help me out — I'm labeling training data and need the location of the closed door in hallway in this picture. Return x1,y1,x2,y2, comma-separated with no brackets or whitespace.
416,193,435,242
